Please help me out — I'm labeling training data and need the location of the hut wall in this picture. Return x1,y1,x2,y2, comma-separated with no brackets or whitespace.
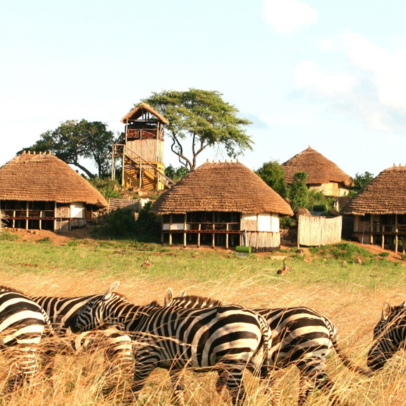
298,215,342,246
241,213,280,251
126,139,164,163
244,231,280,252
309,182,349,197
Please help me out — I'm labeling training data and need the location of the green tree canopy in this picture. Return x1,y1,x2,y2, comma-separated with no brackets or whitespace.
351,171,374,192
289,172,309,211
165,164,189,182
143,89,253,171
18,120,116,178
255,160,288,198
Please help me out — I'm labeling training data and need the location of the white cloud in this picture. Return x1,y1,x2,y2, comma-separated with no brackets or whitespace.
263,0,318,33
294,61,356,95
294,31,406,133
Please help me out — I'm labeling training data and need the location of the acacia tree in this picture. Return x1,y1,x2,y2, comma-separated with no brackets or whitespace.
18,120,116,178
256,160,288,198
143,89,253,171
351,171,374,192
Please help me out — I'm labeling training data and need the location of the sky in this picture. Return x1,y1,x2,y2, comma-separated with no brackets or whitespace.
2,0,406,179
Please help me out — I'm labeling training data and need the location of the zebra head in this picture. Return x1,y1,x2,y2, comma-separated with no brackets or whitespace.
367,301,406,371
71,282,121,334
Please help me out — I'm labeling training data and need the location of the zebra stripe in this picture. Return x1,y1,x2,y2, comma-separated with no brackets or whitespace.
31,293,133,400
0,285,47,391
368,300,406,371
166,290,371,406
72,282,271,406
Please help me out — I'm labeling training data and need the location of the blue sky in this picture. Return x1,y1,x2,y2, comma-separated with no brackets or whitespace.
2,0,406,179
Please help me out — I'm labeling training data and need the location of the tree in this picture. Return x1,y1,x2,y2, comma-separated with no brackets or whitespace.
255,160,288,198
351,171,374,192
289,172,309,211
165,164,189,182
143,89,253,171
18,120,116,178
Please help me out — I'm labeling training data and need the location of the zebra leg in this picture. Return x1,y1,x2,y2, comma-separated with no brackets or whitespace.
131,351,158,399
7,345,39,391
169,369,186,406
314,371,341,406
222,363,246,406
215,368,227,394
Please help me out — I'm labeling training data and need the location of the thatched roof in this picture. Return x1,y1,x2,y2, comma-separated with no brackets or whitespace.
121,102,169,125
342,165,406,215
151,161,293,216
0,152,108,207
283,147,352,186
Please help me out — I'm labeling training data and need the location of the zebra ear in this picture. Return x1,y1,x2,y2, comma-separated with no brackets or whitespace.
102,281,120,301
180,290,186,297
164,288,173,306
382,302,392,320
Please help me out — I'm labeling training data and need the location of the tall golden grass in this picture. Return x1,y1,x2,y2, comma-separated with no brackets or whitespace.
0,268,403,405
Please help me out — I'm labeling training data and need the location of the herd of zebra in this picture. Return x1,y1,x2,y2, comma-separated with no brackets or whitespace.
0,283,405,405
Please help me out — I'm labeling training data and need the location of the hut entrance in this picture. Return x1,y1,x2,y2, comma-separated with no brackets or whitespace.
161,212,241,248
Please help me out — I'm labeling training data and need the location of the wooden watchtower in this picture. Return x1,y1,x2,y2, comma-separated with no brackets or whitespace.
111,103,175,190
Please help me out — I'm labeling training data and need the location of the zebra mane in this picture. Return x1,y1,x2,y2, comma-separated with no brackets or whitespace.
0,285,25,295
171,295,223,308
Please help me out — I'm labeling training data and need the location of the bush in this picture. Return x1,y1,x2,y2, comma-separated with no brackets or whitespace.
88,178,122,199
0,232,19,241
379,252,390,257
103,209,137,238
280,216,295,229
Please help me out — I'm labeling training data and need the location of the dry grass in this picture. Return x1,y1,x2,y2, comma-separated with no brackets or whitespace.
0,239,406,405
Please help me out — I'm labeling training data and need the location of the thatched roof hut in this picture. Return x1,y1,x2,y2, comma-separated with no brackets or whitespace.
121,102,169,125
152,161,293,216
342,165,406,251
152,161,293,251
342,165,406,215
282,147,352,197
0,152,107,232
0,152,107,207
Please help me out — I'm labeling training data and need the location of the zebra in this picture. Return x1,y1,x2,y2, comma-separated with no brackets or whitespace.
368,300,406,371
0,285,51,391
165,289,372,406
30,292,134,399
71,282,271,406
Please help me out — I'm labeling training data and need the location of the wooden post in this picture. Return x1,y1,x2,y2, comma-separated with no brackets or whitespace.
395,214,398,254
212,212,215,248
226,224,229,249
121,147,125,187
169,214,173,246
183,214,187,247
39,211,42,230
198,224,201,247
370,216,373,244
161,217,164,243
382,232,385,249
111,146,115,181
139,157,142,189
297,215,300,249
26,201,28,230
12,210,15,228
54,202,57,232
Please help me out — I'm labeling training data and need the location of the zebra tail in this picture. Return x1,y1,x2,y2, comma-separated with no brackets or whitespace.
40,307,57,337
331,334,373,377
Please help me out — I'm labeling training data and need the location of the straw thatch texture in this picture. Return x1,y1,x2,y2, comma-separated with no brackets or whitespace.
0,153,108,207
283,147,352,186
298,215,342,246
121,102,169,124
342,165,406,215
151,161,293,216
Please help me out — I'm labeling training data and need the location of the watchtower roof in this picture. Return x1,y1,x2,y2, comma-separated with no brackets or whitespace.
121,102,169,125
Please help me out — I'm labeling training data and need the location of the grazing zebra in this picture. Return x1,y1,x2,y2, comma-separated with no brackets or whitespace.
71,282,271,406
30,293,133,399
165,289,371,406
0,285,50,391
368,300,406,371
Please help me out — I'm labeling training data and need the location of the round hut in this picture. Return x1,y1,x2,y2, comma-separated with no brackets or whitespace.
342,164,406,252
151,161,293,251
0,152,108,232
283,146,352,197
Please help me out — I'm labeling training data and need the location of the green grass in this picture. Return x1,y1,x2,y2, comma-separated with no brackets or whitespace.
0,232,19,241
0,239,405,290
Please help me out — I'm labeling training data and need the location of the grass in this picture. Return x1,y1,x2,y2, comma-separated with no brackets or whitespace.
1,238,406,405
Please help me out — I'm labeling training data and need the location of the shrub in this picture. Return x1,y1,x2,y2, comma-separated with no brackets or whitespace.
88,178,122,199
379,252,390,257
0,232,19,241
103,209,137,238
280,216,295,229
38,237,51,244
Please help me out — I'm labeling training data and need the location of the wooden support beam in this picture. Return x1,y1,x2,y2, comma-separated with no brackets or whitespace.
370,216,373,244
183,214,187,247
26,201,28,230
197,224,201,247
212,212,215,248
396,214,398,254
169,214,173,246
226,224,229,249
161,217,164,243
382,233,384,249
